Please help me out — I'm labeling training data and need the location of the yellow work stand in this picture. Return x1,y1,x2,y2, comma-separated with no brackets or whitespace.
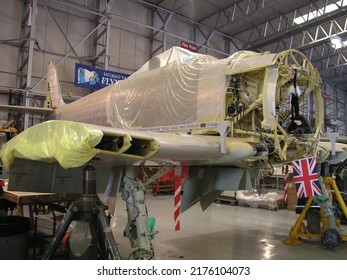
283,177,347,248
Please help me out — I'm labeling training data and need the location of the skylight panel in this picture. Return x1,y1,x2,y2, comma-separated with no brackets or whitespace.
294,1,346,25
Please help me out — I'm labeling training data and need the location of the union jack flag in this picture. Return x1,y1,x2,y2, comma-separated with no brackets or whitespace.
292,157,322,198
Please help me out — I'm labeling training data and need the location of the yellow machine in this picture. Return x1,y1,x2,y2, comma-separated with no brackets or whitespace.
283,176,347,248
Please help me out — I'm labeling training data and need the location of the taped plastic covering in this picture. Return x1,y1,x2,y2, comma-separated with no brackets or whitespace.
226,50,276,75
236,190,283,210
106,47,228,133
52,47,279,134
0,120,103,170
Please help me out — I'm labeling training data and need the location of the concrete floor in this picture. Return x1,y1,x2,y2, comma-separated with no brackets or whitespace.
30,191,347,260
111,193,347,260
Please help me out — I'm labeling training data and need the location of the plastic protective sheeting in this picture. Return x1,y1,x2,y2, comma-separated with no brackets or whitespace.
226,51,276,75
106,47,228,132
0,120,103,170
236,190,283,210
52,47,278,134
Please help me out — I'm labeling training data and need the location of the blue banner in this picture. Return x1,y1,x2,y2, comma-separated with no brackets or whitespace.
74,63,129,90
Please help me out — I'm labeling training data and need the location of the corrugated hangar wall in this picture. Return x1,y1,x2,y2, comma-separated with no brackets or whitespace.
0,0,346,135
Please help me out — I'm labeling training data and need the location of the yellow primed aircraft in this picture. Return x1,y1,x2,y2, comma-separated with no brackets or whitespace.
1,47,346,259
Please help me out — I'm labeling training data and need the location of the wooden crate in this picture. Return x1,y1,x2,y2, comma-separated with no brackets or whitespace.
215,195,238,206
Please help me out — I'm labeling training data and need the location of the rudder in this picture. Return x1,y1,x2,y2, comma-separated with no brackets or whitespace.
45,61,65,109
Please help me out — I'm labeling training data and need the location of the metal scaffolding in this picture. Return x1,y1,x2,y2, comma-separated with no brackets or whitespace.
322,80,347,135
15,0,38,130
12,0,114,130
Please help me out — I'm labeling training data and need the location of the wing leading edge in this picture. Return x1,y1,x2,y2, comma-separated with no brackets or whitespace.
1,120,268,171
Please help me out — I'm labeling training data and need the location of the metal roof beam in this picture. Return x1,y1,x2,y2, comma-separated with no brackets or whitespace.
252,10,347,50
198,0,307,34
240,1,347,50
197,0,244,23
135,0,246,48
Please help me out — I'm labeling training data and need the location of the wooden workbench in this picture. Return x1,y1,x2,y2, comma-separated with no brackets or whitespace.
1,186,80,223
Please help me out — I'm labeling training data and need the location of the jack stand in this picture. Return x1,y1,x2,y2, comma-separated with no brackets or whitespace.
282,196,318,246
283,176,347,248
42,163,121,260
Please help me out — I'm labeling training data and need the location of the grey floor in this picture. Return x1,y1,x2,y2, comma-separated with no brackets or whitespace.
30,191,347,260
111,192,347,260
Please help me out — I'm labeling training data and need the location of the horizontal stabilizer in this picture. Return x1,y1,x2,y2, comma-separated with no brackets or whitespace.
0,104,53,116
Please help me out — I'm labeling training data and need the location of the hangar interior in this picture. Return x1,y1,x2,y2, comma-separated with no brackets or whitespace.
0,0,347,260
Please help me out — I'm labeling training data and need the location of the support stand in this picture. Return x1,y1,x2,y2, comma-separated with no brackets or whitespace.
282,176,347,248
42,163,121,260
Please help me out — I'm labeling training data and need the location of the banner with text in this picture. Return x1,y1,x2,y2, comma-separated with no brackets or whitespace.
181,41,198,52
74,63,129,90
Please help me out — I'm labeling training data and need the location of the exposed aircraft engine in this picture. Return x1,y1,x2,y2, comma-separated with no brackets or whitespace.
224,49,323,166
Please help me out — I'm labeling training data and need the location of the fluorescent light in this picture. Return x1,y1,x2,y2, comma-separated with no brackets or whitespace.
330,35,347,49
331,35,341,45
294,1,346,25
332,40,347,49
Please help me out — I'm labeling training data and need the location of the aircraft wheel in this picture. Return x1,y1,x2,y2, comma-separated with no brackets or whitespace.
321,228,341,249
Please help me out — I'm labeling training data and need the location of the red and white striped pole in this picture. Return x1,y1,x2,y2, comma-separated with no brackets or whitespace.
173,172,181,231
284,165,289,204
173,164,188,231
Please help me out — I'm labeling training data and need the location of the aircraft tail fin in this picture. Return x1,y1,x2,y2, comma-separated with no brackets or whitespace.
45,61,65,109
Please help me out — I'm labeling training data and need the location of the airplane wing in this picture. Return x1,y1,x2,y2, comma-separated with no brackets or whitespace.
0,120,268,211
2,119,346,207
0,120,268,170
316,141,347,165
0,104,54,116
